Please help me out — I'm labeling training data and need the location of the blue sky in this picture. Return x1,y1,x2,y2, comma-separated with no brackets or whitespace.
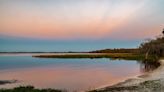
0,0,164,52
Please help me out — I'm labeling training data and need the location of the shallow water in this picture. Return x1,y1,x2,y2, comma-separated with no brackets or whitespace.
0,53,150,91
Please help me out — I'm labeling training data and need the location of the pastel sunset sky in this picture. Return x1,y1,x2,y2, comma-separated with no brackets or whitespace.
0,0,164,52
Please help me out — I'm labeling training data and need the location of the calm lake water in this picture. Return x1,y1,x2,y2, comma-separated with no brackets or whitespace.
0,53,154,91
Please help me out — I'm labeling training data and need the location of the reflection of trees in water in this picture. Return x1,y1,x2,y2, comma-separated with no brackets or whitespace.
138,60,160,73
107,58,161,73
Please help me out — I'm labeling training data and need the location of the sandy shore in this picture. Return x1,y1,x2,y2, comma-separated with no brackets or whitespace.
91,60,164,92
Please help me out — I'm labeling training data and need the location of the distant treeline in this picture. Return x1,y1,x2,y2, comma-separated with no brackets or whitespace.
0,51,88,53
90,48,140,53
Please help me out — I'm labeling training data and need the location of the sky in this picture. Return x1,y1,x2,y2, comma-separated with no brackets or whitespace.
0,0,164,52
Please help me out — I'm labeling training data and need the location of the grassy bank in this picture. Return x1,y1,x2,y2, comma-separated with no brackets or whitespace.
33,53,145,60
0,86,65,92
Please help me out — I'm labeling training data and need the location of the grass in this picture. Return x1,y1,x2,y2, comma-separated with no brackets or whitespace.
0,86,65,92
33,53,145,60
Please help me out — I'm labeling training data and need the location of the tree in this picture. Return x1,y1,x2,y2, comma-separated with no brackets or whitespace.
139,29,164,60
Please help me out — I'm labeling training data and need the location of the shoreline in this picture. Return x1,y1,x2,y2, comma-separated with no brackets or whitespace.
91,59,164,92
94,73,141,90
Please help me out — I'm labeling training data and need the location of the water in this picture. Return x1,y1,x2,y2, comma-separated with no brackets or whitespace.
0,53,153,91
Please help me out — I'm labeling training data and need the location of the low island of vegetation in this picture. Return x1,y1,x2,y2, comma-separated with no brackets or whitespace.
33,52,145,60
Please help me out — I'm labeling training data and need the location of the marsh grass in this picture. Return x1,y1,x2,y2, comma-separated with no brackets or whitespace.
33,53,145,60
0,86,65,92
